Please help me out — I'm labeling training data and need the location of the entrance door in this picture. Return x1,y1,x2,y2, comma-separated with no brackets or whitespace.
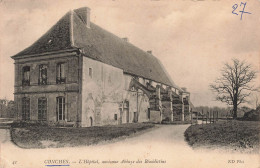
125,109,129,123
119,109,123,124
133,112,138,123
147,108,150,120
90,117,93,126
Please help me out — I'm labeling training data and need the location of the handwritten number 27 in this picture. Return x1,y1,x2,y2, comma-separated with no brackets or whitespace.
232,2,251,20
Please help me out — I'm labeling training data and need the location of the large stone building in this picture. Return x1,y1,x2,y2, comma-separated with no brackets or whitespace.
11,7,192,127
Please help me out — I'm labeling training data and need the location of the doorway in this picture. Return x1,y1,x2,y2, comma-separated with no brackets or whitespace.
133,112,138,123
90,117,93,127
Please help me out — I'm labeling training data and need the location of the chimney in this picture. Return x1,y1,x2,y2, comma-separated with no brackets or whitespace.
147,50,152,54
122,37,129,42
74,7,91,28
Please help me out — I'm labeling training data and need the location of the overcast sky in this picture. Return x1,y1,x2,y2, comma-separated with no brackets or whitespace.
0,0,259,108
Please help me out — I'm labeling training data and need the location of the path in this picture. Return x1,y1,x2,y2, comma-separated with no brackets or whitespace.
0,125,258,168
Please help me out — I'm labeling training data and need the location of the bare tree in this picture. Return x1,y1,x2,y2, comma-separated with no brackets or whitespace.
210,59,258,119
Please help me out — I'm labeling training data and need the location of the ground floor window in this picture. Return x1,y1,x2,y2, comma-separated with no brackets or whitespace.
22,97,30,120
56,96,65,121
38,97,47,121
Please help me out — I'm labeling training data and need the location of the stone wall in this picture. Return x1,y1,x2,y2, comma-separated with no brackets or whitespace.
150,110,161,123
14,53,80,123
162,101,173,121
81,57,124,127
122,89,150,123
14,92,78,123
122,74,150,123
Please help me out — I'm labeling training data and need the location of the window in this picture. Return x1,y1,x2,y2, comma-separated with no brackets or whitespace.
114,114,117,120
56,96,65,121
22,66,30,86
89,68,92,78
56,63,66,84
123,101,129,109
38,97,47,121
22,97,30,120
39,64,48,85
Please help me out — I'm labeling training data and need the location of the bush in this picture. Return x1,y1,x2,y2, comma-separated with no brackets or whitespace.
11,120,49,128
184,120,260,153
242,106,260,121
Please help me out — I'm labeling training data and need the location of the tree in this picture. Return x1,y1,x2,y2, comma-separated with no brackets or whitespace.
210,59,258,119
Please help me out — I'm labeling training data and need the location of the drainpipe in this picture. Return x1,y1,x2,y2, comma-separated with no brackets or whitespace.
181,94,184,121
77,51,83,127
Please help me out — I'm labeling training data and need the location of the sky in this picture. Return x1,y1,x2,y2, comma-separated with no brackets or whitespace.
0,0,259,108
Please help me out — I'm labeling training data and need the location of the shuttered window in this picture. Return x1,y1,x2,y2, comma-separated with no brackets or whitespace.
57,63,66,84
22,66,30,86
39,64,48,85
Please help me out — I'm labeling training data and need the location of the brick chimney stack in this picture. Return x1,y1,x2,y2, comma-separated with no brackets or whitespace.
74,7,91,28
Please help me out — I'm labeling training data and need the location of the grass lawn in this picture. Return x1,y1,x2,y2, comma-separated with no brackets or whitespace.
184,120,260,153
10,123,155,149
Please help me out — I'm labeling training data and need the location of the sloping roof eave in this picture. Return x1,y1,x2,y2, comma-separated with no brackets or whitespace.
11,48,78,60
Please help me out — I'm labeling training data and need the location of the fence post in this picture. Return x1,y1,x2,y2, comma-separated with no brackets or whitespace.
213,111,215,123
206,111,208,124
210,111,212,123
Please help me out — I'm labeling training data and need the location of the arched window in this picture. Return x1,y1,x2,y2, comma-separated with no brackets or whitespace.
22,97,30,120
56,96,65,121
38,97,47,121
90,117,93,126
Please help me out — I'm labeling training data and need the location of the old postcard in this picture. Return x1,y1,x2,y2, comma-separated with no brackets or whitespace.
0,0,259,168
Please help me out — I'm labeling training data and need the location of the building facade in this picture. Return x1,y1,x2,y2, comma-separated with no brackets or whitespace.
12,7,192,127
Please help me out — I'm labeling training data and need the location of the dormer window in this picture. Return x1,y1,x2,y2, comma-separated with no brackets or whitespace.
22,66,30,86
57,63,66,84
39,64,48,85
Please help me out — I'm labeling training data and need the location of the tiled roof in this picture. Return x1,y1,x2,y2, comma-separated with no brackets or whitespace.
12,7,180,88
13,12,73,56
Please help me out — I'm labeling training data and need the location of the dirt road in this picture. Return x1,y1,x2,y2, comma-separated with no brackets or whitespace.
0,125,258,168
